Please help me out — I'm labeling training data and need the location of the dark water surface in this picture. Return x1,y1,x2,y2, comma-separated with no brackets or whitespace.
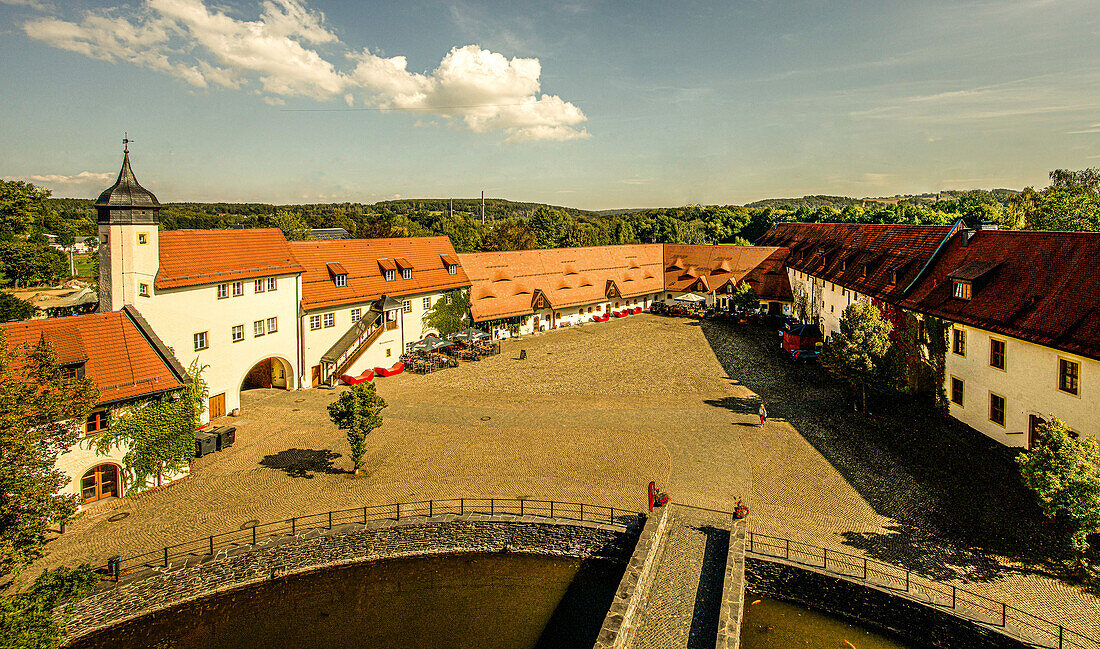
69,553,625,649
740,596,913,649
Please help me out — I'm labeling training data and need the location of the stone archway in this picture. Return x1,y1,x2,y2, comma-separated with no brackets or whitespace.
241,357,295,391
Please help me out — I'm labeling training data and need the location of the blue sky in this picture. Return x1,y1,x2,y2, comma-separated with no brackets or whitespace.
1,0,1097,210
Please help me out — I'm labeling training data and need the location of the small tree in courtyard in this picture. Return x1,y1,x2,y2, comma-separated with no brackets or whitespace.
822,301,892,413
731,282,758,312
1017,418,1100,571
328,382,387,474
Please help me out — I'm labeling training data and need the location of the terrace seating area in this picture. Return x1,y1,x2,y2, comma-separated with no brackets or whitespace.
403,332,501,374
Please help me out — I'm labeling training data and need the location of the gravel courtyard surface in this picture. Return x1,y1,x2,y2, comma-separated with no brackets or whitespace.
23,314,1100,638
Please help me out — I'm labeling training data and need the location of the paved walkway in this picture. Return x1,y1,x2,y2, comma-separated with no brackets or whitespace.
628,506,733,649
18,315,1100,643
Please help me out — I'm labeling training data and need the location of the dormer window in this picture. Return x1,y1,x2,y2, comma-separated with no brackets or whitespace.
860,264,869,279
61,363,86,381
395,257,413,280
953,280,972,300
385,269,395,282
447,264,457,275
889,270,898,286
401,268,412,280
326,262,349,287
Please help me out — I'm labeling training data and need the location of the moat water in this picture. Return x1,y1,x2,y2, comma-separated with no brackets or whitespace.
740,596,912,649
68,553,624,649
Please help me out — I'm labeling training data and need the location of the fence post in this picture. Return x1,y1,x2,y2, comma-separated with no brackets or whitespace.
1001,603,1006,627
491,499,494,516
292,517,296,535
252,525,257,545
328,511,332,530
550,501,553,518
429,500,433,518
610,507,614,523
823,547,827,569
363,506,368,524
951,585,956,609
164,547,168,568
749,532,754,553
209,536,214,556
1059,625,1063,649
785,538,790,560
396,502,400,520
580,503,584,520
863,557,867,580
905,570,910,592
460,498,464,516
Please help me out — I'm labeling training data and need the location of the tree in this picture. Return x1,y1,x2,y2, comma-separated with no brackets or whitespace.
731,282,758,312
528,207,570,248
422,290,471,337
823,302,892,412
0,243,67,288
482,220,535,251
259,210,308,241
328,383,387,474
1017,418,1100,560
0,181,51,239
0,332,100,648
0,293,34,322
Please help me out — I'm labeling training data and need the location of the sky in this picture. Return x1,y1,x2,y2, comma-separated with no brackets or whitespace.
0,0,1098,210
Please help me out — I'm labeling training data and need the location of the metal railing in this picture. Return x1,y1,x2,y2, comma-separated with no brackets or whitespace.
748,531,1100,649
98,498,640,579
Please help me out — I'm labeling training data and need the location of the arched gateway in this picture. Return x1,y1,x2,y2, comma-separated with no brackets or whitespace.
241,357,295,391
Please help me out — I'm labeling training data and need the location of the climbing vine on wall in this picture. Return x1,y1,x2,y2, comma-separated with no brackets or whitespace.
92,361,208,491
924,316,950,413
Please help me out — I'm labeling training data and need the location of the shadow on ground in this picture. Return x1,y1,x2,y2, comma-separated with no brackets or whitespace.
687,524,731,649
698,319,1067,581
259,448,346,479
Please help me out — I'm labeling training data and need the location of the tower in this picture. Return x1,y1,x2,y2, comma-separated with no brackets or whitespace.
95,139,161,312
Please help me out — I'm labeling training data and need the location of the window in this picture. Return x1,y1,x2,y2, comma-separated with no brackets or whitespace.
953,281,971,300
254,320,265,337
232,325,244,342
309,315,321,330
267,277,277,291
232,281,243,297
85,411,109,434
990,339,1006,370
1059,359,1080,396
423,297,432,310
193,331,208,351
402,300,411,314
351,308,361,323
890,270,898,285
137,233,148,245
401,268,412,280
385,269,395,282
950,377,964,406
139,283,149,297
323,313,335,328
446,295,453,306
447,264,457,275
217,284,228,299
952,328,966,356
335,274,347,287
254,279,265,293
386,348,392,357
267,317,277,333
989,393,1006,427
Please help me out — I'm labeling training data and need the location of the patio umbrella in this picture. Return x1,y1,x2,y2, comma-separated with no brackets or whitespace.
410,335,453,352
674,293,707,303
450,327,490,342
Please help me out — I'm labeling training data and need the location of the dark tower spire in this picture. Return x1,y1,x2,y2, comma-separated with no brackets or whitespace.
95,138,160,225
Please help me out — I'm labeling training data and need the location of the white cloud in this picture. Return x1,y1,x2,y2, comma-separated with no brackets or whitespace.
4,172,116,192
22,0,587,142
0,0,52,11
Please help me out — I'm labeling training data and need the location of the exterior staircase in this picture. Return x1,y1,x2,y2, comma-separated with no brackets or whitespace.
320,305,384,384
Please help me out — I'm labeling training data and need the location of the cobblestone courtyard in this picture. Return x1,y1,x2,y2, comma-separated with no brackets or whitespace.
28,314,1100,637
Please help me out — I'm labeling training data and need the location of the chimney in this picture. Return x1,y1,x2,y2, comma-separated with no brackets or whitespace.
960,229,974,247
979,222,999,231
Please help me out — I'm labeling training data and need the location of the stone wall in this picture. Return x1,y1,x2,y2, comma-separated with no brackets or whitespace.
65,513,639,644
746,558,1028,649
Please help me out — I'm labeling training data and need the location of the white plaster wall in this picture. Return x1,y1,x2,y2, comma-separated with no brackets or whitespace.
98,224,159,312
789,269,864,336
944,324,1099,447
56,428,189,510
136,273,302,421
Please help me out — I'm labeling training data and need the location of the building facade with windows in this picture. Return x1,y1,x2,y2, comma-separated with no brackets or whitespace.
900,229,1100,447
0,307,190,509
661,244,792,313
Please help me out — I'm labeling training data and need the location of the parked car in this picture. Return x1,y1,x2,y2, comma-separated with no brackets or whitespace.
786,348,820,363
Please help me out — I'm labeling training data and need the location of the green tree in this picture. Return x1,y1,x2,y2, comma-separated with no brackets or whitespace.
731,282,758,312
0,293,35,322
0,333,99,576
482,220,535,251
823,302,893,412
528,207,571,248
260,210,309,241
328,383,387,474
422,290,471,337
0,243,67,288
0,181,51,239
0,564,98,649
1017,418,1100,560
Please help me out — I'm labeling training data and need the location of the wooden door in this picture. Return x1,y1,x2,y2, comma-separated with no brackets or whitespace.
311,365,321,387
271,360,287,388
532,315,540,331
209,393,226,419
81,464,119,504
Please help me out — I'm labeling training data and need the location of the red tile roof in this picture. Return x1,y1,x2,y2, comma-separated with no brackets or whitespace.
901,230,1100,361
290,237,471,311
460,244,664,322
662,245,792,300
756,222,956,303
0,309,187,405
156,229,304,289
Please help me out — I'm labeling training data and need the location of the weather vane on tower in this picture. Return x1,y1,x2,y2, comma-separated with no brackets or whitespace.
123,132,133,154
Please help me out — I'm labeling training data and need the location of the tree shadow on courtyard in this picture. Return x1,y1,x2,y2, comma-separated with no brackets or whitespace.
697,320,1068,580
259,448,346,479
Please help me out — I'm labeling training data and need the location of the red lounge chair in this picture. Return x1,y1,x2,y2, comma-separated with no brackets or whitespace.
340,369,374,385
374,362,404,377
614,311,626,318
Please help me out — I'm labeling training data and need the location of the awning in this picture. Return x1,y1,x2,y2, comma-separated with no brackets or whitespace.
410,335,453,352
675,293,707,303
449,327,490,342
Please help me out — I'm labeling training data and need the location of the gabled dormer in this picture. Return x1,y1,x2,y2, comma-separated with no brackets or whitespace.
947,260,1000,301
532,288,551,310
378,258,397,282
326,262,348,287
605,280,621,299
395,257,413,280
440,254,459,276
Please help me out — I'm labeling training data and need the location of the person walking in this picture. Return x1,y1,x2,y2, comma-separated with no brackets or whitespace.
758,403,768,426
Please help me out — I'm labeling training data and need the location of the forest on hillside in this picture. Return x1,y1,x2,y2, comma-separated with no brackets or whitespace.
11,168,1100,260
